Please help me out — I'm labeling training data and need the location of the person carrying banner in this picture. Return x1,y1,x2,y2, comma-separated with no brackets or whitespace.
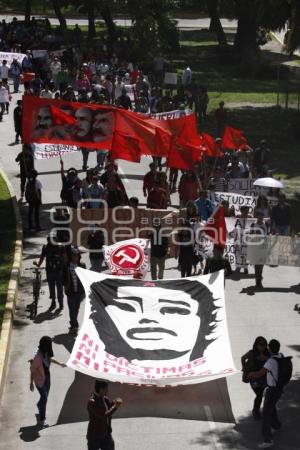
241,336,269,420
175,219,195,277
30,336,66,427
87,380,123,450
251,212,268,289
270,194,292,236
63,247,86,335
248,339,292,449
204,244,232,279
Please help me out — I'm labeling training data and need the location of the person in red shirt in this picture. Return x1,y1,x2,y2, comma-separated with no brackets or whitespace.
87,380,123,450
214,101,227,137
178,171,200,208
130,65,141,84
143,162,157,197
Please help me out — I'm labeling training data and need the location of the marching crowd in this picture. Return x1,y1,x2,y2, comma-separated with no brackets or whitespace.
0,16,295,450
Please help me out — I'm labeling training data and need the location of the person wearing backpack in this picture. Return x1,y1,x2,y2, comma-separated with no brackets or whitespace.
25,169,42,231
34,234,66,310
248,339,293,449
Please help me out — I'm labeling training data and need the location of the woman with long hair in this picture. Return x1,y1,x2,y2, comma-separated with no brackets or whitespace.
241,336,269,419
30,336,66,426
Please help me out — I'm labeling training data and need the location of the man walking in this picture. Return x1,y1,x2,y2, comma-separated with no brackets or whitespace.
63,247,86,334
34,234,66,310
87,380,123,450
248,339,291,448
149,220,169,280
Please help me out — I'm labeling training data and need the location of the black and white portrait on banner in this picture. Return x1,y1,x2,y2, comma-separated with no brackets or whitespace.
67,269,237,386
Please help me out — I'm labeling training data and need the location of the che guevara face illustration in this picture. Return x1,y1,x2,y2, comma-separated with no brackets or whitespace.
89,278,218,362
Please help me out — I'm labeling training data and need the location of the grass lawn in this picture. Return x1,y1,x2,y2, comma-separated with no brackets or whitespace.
0,174,16,327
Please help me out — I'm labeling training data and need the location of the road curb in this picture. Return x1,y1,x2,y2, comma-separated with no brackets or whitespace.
0,166,23,401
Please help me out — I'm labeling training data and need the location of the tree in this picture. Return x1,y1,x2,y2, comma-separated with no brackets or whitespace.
51,0,67,29
24,0,31,25
206,0,228,47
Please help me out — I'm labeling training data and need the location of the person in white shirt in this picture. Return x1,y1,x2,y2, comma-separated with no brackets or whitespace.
182,66,192,87
0,60,9,82
248,339,284,449
0,80,9,118
40,85,53,99
50,57,61,89
114,75,125,102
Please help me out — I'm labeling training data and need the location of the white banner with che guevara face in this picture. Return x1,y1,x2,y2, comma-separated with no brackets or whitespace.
67,269,237,386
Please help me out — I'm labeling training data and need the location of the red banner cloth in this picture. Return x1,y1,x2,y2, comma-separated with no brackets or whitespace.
22,96,201,166
221,126,248,150
203,206,227,248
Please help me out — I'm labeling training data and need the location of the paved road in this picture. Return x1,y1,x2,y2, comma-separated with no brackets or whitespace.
0,91,300,450
0,14,237,29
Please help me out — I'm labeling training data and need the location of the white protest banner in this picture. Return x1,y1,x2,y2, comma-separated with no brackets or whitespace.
209,191,256,215
68,269,237,385
32,143,79,159
149,109,193,120
247,235,300,267
0,51,26,67
32,49,48,59
228,178,260,196
164,72,178,85
104,238,150,278
225,217,256,268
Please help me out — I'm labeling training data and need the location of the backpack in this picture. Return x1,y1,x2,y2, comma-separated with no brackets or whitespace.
25,179,38,203
272,356,293,388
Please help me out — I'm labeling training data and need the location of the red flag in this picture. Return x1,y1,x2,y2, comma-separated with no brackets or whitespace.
167,136,196,170
203,206,227,248
221,126,248,150
200,133,223,157
111,131,141,162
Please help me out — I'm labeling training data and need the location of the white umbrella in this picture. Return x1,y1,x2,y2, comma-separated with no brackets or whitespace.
253,177,284,189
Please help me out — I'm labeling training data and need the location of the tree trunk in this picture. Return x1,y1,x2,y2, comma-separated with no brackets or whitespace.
87,0,96,40
100,5,117,44
24,0,31,26
51,0,67,29
207,0,227,47
234,0,259,64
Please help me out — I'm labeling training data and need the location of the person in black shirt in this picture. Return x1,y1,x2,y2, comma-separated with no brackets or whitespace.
175,220,195,278
87,226,105,272
115,87,132,110
15,144,34,199
149,222,169,280
204,244,232,278
63,247,86,334
35,235,66,310
13,99,22,143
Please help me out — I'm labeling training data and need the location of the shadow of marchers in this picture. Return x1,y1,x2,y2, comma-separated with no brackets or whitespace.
191,379,300,450
240,286,300,296
53,332,76,353
18,424,41,442
33,308,62,324
56,370,235,425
